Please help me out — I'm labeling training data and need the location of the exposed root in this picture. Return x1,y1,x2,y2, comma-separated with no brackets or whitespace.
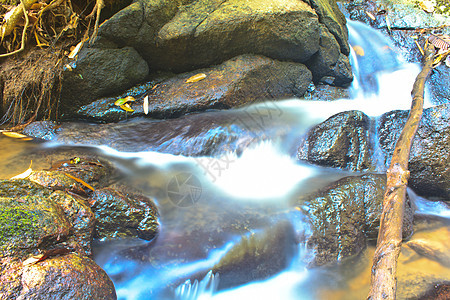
0,48,64,129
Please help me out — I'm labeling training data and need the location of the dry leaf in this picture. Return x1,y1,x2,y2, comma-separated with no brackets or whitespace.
11,161,33,180
68,41,84,59
419,0,435,13
143,95,149,115
1,131,28,139
22,254,45,266
352,45,365,56
120,103,134,112
64,172,95,191
186,73,207,83
365,11,376,21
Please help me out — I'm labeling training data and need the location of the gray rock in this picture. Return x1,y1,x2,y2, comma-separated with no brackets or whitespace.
77,54,312,121
60,47,149,117
90,185,159,241
294,173,414,266
377,103,450,200
297,110,372,171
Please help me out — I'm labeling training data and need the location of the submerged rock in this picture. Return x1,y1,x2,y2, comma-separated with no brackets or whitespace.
0,254,116,300
294,173,414,266
297,110,372,171
77,54,312,121
25,104,293,156
90,185,159,241
211,220,298,290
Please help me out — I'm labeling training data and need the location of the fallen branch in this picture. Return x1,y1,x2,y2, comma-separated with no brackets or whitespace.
367,43,435,300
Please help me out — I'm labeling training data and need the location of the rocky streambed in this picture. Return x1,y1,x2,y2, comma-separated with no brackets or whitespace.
1,0,449,299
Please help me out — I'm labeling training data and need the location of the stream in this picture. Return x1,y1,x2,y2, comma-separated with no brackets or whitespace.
0,20,449,299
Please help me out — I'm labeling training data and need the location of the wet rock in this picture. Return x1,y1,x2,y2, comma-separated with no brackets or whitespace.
22,121,60,140
340,0,450,30
294,173,414,266
25,105,293,156
77,54,312,121
297,110,372,171
0,254,116,299
60,47,149,117
0,180,72,258
406,238,450,268
28,156,116,190
0,179,95,257
417,282,450,300
211,220,298,289
90,186,159,241
303,83,351,101
377,103,450,200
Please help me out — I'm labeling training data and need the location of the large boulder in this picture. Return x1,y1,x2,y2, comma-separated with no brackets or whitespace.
297,110,372,171
0,254,116,300
0,180,114,299
59,47,149,114
59,0,352,117
76,54,312,121
378,103,450,200
293,173,414,266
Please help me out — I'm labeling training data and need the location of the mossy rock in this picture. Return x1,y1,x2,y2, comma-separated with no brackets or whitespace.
0,180,71,258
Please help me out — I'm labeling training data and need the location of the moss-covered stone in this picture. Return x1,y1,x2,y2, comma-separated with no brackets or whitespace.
0,180,71,258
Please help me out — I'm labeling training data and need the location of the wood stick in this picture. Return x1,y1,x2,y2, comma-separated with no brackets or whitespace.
367,43,435,300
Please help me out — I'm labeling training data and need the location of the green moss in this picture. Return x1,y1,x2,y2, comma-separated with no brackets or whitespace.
0,180,72,257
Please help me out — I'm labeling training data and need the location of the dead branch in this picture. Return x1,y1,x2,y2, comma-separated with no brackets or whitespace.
367,43,435,300
0,0,29,58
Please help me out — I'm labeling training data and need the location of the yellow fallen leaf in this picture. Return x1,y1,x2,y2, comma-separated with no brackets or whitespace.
186,73,207,83
11,161,33,180
2,131,28,139
352,45,365,56
365,11,376,21
120,103,134,112
64,173,95,191
68,41,84,59
143,95,149,115
419,0,435,13
114,96,135,106
22,254,45,266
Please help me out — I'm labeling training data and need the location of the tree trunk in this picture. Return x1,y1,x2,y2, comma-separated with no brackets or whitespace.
367,44,435,300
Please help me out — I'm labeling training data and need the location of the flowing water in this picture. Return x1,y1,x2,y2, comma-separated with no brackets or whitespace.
0,20,449,299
